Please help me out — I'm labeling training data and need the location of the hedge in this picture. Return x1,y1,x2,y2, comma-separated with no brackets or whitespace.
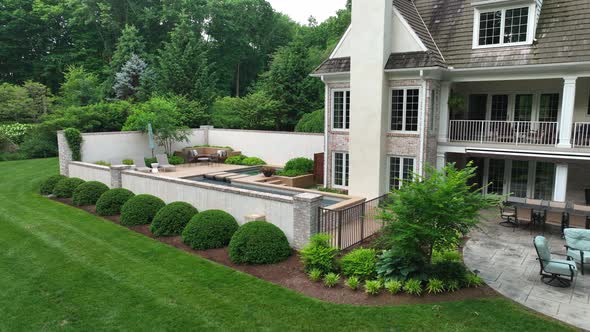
72,181,109,206
53,177,85,198
96,188,135,216
229,221,291,264
39,174,66,195
150,202,198,236
182,210,239,250
120,194,166,226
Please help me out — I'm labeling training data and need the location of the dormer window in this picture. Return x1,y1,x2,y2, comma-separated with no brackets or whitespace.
473,3,535,48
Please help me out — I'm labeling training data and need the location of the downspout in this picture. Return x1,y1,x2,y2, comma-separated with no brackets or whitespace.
419,70,427,176
322,75,329,188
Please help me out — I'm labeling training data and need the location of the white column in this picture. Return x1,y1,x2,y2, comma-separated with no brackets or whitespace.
557,77,577,148
553,163,569,202
436,152,446,170
438,82,451,142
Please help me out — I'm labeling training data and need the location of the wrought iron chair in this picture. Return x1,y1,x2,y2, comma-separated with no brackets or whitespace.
534,236,577,287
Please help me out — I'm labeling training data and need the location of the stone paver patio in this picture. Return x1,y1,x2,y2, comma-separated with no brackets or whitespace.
465,210,590,331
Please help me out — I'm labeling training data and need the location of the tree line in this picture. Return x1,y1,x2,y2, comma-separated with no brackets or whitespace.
1,0,351,134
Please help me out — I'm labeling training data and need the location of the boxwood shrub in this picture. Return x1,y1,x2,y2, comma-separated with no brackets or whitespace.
182,210,239,250
53,177,85,198
277,157,314,177
120,194,166,226
96,188,135,216
150,202,198,236
229,221,291,264
72,181,110,206
39,174,66,195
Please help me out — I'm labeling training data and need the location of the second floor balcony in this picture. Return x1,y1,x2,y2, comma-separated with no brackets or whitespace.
448,120,590,148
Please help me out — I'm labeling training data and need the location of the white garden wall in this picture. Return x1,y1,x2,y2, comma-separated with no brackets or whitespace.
121,171,296,242
69,128,324,166
208,129,323,165
68,162,112,187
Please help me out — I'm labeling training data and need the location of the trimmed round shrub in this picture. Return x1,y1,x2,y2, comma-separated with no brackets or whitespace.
150,202,198,236
53,177,85,198
96,188,135,216
340,248,378,280
72,181,109,206
182,210,239,250
40,174,66,195
229,221,292,264
120,194,166,226
241,157,266,166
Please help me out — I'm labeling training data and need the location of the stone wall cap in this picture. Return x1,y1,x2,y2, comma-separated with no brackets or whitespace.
293,192,323,202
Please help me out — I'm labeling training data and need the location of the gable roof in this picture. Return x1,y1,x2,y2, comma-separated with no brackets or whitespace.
414,0,590,68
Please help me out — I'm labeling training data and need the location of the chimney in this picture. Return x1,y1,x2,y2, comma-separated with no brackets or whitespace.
348,0,393,198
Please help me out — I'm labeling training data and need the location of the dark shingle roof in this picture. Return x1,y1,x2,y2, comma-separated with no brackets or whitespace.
313,57,350,74
385,51,445,69
414,0,590,68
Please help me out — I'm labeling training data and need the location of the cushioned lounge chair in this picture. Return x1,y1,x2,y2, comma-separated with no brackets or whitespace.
133,157,152,173
534,236,577,287
564,228,590,275
156,154,176,172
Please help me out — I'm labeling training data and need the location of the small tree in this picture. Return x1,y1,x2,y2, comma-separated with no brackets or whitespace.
113,54,151,100
380,162,501,263
123,96,190,155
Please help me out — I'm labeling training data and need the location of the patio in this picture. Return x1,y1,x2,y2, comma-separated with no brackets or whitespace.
464,210,590,330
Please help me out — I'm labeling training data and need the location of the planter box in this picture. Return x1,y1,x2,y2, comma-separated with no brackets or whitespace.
275,174,315,188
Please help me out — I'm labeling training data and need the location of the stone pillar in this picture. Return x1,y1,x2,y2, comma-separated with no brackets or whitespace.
292,193,323,249
438,82,451,143
558,77,577,148
110,165,129,188
200,125,214,146
553,163,569,202
57,130,72,176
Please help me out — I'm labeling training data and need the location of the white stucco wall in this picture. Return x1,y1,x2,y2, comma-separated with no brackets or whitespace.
208,129,324,165
121,172,296,242
68,162,112,187
391,10,424,53
80,129,206,163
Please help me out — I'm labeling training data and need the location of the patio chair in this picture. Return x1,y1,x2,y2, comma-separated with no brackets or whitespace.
515,206,534,231
499,202,517,228
533,236,577,287
156,154,176,172
133,157,152,173
564,228,590,275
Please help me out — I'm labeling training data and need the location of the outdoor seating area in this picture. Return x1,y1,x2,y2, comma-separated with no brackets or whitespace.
464,210,590,330
500,198,590,236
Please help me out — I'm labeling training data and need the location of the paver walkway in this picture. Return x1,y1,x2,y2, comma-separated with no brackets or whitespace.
464,210,590,331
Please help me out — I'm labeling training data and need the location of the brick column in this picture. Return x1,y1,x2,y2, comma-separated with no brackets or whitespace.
292,193,323,249
57,130,72,176
110,165,130,188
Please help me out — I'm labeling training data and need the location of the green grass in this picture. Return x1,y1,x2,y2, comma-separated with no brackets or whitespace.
0,158,573,331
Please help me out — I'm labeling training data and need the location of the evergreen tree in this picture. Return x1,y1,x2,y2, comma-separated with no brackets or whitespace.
111,25,146,74
113,54,151,100
156,18,218,105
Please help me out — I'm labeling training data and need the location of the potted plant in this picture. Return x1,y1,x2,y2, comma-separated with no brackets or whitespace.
261,166,276,177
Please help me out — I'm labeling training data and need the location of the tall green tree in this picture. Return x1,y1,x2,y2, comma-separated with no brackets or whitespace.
58,66,102,107
156,18,218,105
110,25,147,80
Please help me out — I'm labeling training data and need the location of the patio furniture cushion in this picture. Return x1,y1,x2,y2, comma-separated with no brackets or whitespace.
156,154,176,172
534,236,551,262
564,228,590,251
544,259,578,275
133,157,151,173
567,249,590,264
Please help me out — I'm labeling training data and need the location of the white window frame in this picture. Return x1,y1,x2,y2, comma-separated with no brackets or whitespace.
332,151,349,189
389,87,421,133
388,156,416,191
331,89,350,131
472,3,536,49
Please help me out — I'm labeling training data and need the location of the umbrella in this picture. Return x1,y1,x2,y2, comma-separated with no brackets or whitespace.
147,123,155,157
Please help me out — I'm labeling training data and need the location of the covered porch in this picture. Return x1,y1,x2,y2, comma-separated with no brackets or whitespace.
438,77,590,149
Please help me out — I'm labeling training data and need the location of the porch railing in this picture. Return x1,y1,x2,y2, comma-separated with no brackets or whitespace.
448,120,558,146
573,122,590,148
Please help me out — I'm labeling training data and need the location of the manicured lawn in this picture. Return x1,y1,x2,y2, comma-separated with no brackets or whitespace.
0,158,573,331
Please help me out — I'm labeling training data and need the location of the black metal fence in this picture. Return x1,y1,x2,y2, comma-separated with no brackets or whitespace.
317,194,390,249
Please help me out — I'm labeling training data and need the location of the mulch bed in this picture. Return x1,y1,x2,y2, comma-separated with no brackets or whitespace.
54,197,499,306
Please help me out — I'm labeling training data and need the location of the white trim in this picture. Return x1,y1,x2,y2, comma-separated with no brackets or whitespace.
387,156,416,191
418,78,427,176
393,8,428,52
329,25,352,59
472,3,536,49
323,83,329,187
